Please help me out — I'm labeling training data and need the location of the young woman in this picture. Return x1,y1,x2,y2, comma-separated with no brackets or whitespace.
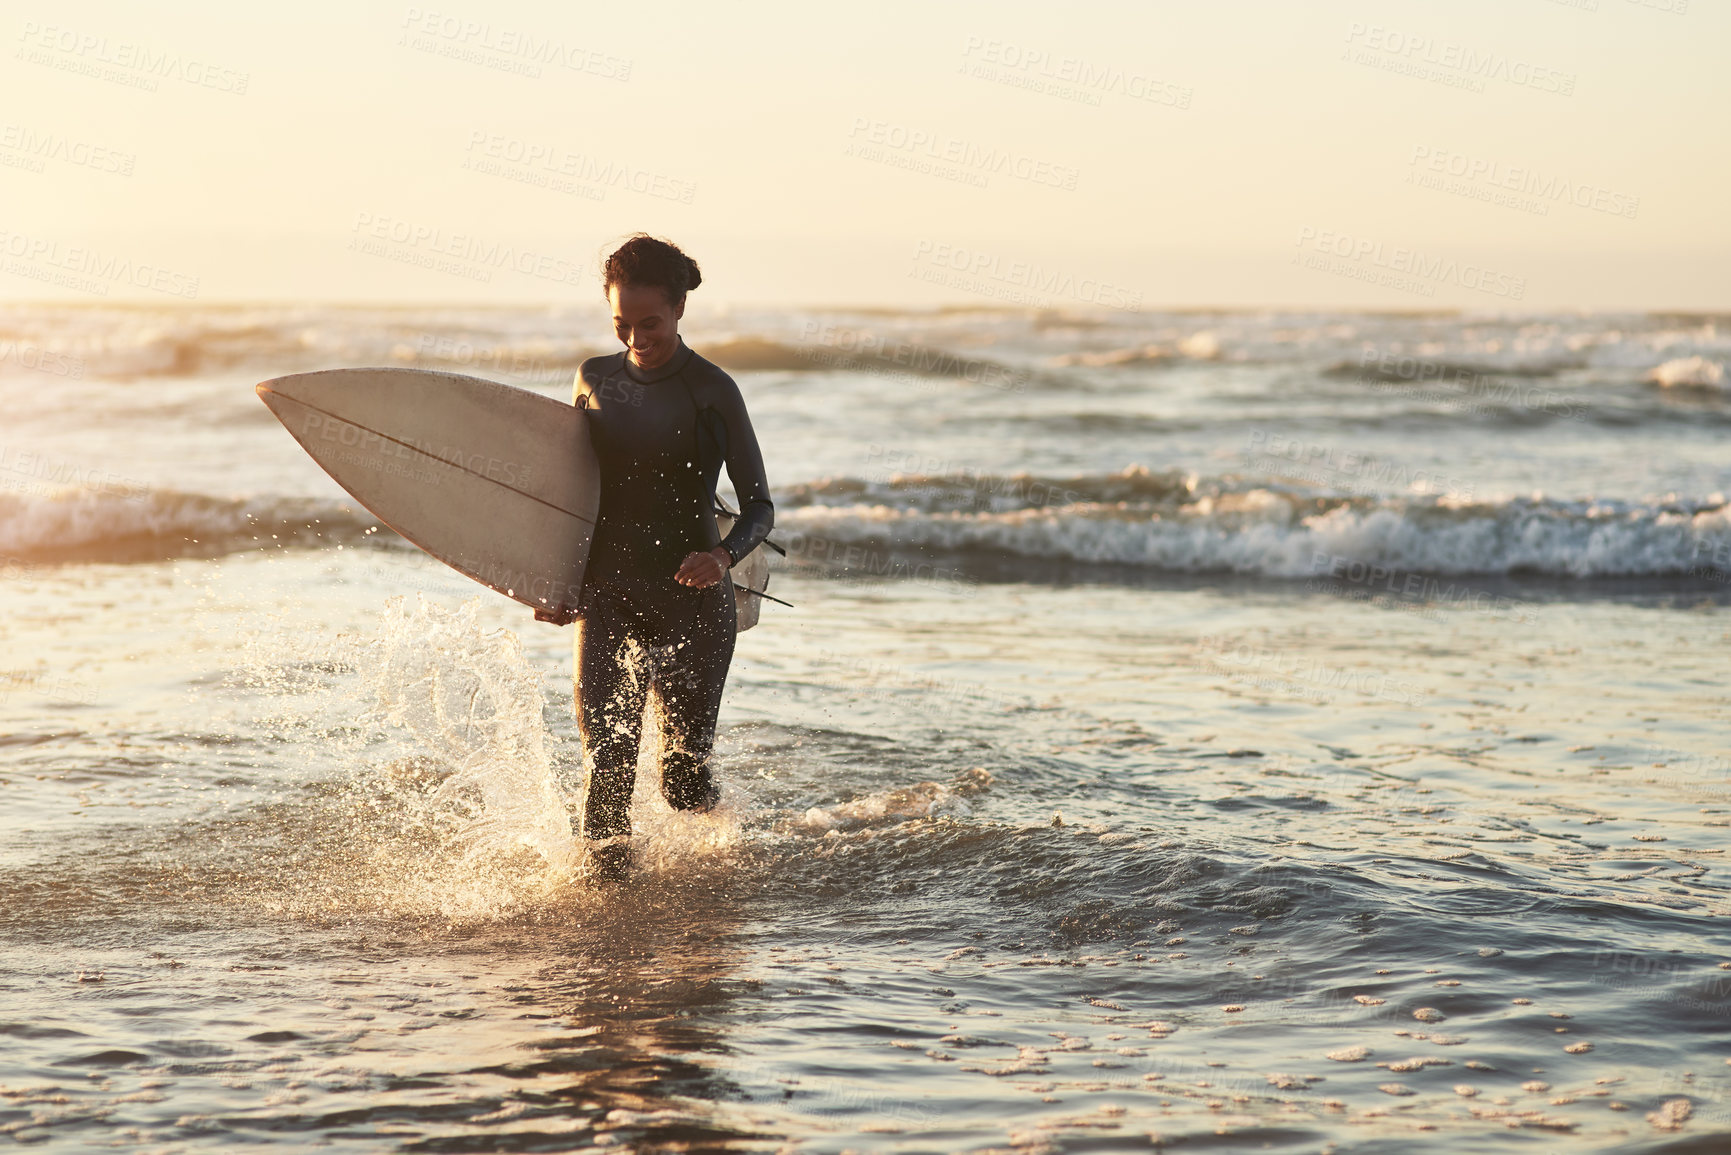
539,235,773,880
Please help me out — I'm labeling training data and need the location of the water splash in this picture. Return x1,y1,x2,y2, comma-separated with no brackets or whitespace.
225,596,753,921
368,597,576,877
221,596,583,921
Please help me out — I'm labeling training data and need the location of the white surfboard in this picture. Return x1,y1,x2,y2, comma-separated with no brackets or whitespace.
717,511,772,630
257,368,599,617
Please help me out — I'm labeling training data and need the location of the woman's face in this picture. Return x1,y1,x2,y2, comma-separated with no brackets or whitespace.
609,282,684,370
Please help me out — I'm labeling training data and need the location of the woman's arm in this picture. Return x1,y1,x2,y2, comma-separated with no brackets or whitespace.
712,377,774,564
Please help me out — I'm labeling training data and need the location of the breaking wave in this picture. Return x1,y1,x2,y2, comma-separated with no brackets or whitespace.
0,487,382,563
9,469,1729,580
777,470,1731,579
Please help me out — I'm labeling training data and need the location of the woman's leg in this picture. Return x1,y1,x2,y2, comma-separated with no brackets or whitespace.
575,593,650,841
652,582,737,811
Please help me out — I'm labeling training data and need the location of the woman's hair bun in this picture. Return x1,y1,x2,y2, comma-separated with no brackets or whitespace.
602,234,701,308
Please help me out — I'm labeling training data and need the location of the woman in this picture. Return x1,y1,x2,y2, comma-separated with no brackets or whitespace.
538,234,773,881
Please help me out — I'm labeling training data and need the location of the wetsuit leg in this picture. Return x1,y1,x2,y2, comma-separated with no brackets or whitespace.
651,580,737,811
575,592,650,841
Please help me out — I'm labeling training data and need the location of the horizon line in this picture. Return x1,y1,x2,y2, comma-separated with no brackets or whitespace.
1,298,1727,318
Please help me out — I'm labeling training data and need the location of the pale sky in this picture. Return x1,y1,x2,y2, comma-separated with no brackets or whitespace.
2,0,1724,309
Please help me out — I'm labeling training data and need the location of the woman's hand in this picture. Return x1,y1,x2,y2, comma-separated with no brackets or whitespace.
675,546,732,589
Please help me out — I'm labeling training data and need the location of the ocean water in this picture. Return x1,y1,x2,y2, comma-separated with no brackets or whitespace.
1,303,1729,1152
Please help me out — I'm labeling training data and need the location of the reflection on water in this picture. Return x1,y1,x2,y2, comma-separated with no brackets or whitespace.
2,571,1729,1149
0,598,774,1151
0,842,771,1150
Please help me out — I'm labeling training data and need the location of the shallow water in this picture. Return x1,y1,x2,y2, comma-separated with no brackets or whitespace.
2,305,1729,1151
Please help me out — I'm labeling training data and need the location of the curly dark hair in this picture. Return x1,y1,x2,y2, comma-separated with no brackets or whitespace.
601,234,703,310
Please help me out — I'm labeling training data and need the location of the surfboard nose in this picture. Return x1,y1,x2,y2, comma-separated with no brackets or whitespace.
256,380,290,422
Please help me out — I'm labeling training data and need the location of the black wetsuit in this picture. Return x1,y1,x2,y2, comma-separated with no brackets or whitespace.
572,339,773,841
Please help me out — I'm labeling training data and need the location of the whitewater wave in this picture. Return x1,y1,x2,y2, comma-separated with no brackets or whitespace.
0,304,604,384
1646,355,1725,389
2,304,1726,390
780,466,1194,515
9,469,1730,581
777,470,1731,579
0,304,1033,388
0,487,382,562
788,768,994,835
699,336,1036,390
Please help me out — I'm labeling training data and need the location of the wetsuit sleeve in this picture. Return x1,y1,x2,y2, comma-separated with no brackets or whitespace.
712,377,774,564
573,357,602,407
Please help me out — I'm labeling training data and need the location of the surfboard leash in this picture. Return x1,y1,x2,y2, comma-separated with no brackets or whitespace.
737,585,793,608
